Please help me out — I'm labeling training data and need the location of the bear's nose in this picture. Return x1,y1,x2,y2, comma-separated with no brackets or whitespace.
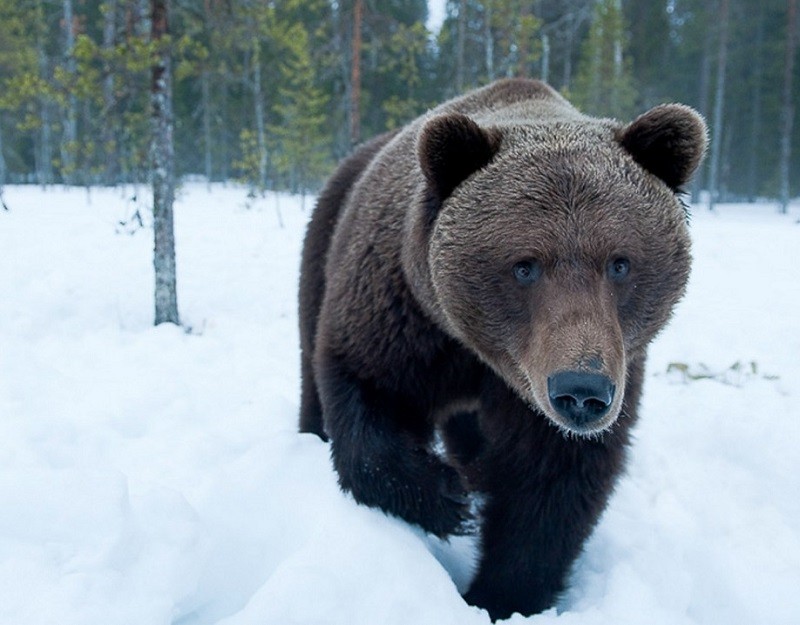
547,371,615,427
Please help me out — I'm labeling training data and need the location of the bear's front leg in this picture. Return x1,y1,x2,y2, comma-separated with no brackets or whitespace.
463,383,628,620
316,352,473,538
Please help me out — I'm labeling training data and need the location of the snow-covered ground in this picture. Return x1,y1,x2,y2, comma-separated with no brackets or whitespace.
1,184,798,625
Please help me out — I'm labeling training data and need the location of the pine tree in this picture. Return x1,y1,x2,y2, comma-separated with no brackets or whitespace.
228,1,279,194
351,0,433,137
380,21,429,128
490,0,542,78
0,0,40,182
0,0,797,201
270,20,331,209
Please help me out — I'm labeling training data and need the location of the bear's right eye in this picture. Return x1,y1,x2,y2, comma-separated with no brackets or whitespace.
607,257,631,282
512,260,542,285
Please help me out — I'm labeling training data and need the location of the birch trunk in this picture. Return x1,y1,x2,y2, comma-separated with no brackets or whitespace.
779,0,797,214
561,9,575,91
350,0,363,147
747,4,765,202
456,0,466,92
0,115,8,210
151,0,179,326
102,0,118,183
690,13,713,203
517,4,530,77
36,0,53,186
485,0,494,81
541,32,550,83
0,115,5,186
62,0,78,184
202,69,212,186
707,0,729,212
252,37,267,191
201,1,213,186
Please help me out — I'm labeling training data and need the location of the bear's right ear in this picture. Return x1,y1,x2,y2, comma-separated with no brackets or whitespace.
418,113,501,203
617,104,708,191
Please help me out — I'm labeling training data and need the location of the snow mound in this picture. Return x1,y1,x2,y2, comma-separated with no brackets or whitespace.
1,185,798,624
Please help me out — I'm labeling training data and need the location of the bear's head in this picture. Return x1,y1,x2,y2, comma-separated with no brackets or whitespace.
412,105,706,436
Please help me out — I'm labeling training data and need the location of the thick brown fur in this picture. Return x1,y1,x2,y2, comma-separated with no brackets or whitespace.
298,79,706,620
298,130,399,438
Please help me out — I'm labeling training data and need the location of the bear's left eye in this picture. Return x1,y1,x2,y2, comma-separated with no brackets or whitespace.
607,257,631,282
512,260,542,285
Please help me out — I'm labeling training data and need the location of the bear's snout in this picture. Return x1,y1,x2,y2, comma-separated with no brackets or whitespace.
547,371,616,429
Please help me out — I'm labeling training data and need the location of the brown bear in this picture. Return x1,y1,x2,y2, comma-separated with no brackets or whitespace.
298,79,706,620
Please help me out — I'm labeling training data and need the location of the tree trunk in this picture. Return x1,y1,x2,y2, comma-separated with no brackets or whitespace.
611,0,623,115
561,8,575,91
36,0,53,187
707,0,729,212
541,31,550,83
102,0,119,184
350,0,363,147
485,0,494,81
61,0,78,184
0,114,8,211
747,3,765,202
201,0,213,186
151,0,179,326
333,1,349,158
588,6,602,112
219,81,229,180
517,3,530,77
202,69,213,187
252,37,268,191
0,115,5,186
456,0,466,92
779,0,797,213
690,11,713,203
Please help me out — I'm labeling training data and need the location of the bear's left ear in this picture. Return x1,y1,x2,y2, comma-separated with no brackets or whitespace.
418,113,501,202
617,104,708,191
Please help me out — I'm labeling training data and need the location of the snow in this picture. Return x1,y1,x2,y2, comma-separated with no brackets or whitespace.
1,184,799,625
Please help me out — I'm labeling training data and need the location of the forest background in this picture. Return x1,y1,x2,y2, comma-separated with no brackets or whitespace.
0,0,796,208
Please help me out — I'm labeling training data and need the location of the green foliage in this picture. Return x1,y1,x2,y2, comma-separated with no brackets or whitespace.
572,0,636,119
0,1,37,76
489,0,543,77
173,35,209,82
0,0,794,202
0,1,49,136
379,22,430,128
434,0,542,93
233,128,263,191
269,20,331,193
352,0,434,137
